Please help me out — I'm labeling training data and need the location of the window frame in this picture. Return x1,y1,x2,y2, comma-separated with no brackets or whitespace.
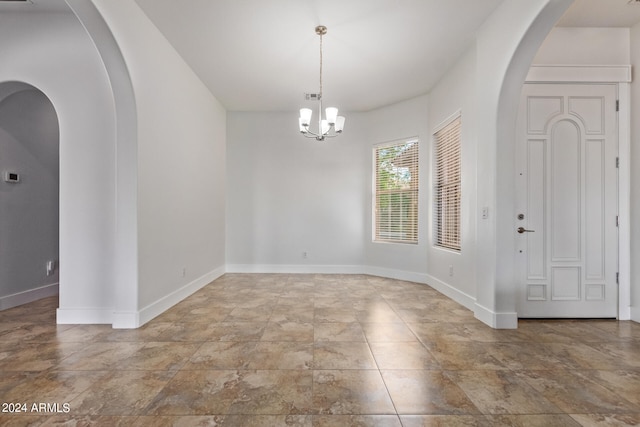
372,138,420,245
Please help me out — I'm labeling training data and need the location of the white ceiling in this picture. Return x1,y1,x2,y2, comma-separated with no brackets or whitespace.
3,0,640,112
132,0,640,112
0,0,68,13
133,0,504,112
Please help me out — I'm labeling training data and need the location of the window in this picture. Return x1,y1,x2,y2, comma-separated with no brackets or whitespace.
374,139,419,244
434,115,461,251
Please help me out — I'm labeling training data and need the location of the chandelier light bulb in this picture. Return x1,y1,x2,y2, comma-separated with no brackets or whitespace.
299,108,312,126
298,117,308,133
325,107,338,125
321,120,330,135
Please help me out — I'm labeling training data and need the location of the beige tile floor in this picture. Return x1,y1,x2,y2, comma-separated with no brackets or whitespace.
0,273,639,426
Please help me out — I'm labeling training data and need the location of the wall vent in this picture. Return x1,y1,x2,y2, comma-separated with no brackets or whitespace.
304,93,321,101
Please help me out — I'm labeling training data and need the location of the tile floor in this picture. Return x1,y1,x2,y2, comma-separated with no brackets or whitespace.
0,273,639,426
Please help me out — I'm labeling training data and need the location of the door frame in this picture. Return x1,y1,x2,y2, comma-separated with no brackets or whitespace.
524,65,631,320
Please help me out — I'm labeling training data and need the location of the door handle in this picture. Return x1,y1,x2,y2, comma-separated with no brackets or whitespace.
517,227,535,234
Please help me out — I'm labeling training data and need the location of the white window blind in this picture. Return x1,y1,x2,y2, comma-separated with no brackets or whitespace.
374,140,419,244
434,116,461,251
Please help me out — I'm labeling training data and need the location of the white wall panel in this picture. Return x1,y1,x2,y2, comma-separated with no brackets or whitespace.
527,97,563,134
551,120,581,261
569,97,604,134
585,139,605,280
527,139,546,279
551,266,581,300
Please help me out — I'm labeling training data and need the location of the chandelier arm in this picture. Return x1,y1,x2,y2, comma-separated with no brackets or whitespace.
301,127,321,138
302,129,339,139
303,132,326,142
320,131,339,139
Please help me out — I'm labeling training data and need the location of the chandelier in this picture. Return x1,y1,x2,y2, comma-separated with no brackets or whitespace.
298,25,345,141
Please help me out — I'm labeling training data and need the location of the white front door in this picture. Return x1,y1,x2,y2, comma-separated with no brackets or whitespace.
516,83,618,318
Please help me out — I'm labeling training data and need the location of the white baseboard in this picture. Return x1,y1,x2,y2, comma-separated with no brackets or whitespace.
619,305,631,321
227,264,432,285
226,263,480,313
129,265,226,329
225,263,482,315
57,307,113,324
361,268,481,314
57,266,226,328
420,273,476,312
226,264,362,274
362,265,429,285
474,302,518,329
631,306,640,324
111,311,140,329
0,283,59,311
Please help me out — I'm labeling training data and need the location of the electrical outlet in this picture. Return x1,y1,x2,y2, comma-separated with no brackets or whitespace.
46,260,56,276
182,267,186,277
302,251,308,259
449,265,454,277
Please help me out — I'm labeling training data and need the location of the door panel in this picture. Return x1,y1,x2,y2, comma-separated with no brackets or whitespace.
516,83,618,318
551,120,580,261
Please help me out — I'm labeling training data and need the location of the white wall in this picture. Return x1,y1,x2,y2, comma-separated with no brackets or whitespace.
0,10,118,320
226,93,473,293
426,48,477,305
630,22,640,322
363,95,430,279
226,112,367,271
533,27,630,65
91,0,227,325
1,1,227,327
226,98,436,278
0,88,59,309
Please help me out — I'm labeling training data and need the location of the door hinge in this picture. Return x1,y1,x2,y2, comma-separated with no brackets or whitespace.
616,215,619,227
616,272,619,284
616,100,619,111
616,157,619,168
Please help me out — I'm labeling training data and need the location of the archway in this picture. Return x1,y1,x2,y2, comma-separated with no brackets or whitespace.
472,0,574,328
495,0,576,322
0,4,124,326
498,2,634,322
0,82,60,309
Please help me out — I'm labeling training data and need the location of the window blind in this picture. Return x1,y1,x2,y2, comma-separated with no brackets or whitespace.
374,140,419,244
434,116,461,251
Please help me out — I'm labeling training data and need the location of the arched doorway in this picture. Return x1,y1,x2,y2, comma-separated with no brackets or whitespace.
492,0,635,324
0,82,60,310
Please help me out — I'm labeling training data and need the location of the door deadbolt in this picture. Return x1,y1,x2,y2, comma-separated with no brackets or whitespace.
517,214,525,220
